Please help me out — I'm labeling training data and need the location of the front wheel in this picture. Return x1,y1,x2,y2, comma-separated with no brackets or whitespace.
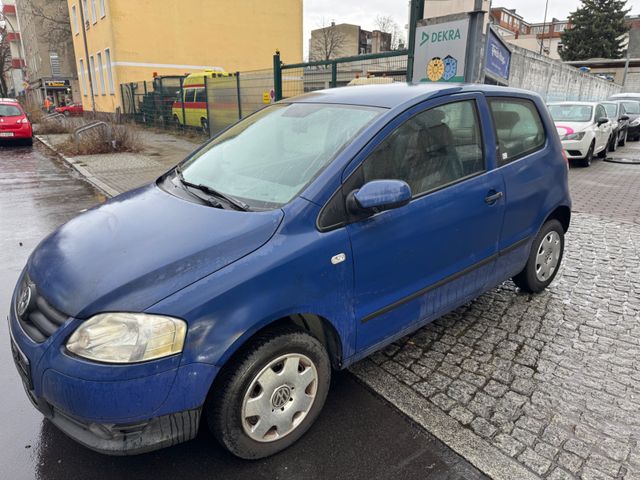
512,219,564,293
207,328,331,459
609,133,618,152
579,142,594,167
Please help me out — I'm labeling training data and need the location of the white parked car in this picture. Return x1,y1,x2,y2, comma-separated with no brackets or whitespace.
547,102,613,167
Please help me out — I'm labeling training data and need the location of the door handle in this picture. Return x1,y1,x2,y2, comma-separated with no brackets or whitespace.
485,191,503,205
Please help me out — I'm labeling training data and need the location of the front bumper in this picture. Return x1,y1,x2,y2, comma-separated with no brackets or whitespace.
560,136,591,159
8,290,219,455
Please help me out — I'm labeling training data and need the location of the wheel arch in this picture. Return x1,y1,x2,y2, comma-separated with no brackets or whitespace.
545,205,571,233
215,313,344,372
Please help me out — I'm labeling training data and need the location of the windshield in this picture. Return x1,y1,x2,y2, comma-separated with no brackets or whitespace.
622,101,640,114
602,103,618,118
548,104,593,122
179,103,383,209
0,104,23,117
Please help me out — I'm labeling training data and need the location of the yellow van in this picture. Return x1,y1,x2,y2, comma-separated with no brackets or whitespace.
172,69,234,132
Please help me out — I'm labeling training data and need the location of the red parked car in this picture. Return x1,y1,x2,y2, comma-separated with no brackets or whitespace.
0,99,33,146
55,103,84,116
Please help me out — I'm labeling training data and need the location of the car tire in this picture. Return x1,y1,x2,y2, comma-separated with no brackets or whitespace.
609,133,618,152
201,118,209,135
24,137,33,147
63,111,71,118
512,219,564,294
207,327,331,459
619,129,627,147
579,142,594,167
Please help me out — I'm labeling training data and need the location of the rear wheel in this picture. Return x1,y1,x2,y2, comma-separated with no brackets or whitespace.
207,327,331,459
609,133,618,152
201,118,209,135
63,110,71,118
512,219,564,293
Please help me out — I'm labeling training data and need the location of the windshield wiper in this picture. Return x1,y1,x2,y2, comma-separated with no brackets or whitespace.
175,167,250,211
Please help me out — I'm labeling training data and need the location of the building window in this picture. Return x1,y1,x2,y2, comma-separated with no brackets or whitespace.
79,58,87,96
49,52,61,77
90,0,97,23
81,0,89,28
105,48,114,94
99,0,106,18
96,51,106,94
71,5,79,34
89,55,97,96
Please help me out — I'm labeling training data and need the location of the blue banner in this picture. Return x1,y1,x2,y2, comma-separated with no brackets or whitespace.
485,29,511,82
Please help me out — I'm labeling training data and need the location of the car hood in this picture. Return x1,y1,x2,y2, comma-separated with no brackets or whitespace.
27,184,284,319
554,121,591,136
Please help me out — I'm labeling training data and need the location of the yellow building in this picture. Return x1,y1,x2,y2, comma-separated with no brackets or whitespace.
66,0,303,112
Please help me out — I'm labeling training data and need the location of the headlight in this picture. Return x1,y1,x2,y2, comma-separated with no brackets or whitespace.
631,118,640,127
560,132,585,141
66,313,187,363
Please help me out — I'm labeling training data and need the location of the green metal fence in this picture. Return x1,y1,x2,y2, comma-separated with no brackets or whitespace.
120,76,186,131
274,50,409,100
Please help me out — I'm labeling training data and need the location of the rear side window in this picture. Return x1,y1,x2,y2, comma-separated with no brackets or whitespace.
489,98,545,166
0,104,23,117
362,100,484,198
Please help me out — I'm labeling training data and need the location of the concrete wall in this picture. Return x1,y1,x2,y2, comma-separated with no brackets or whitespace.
508,46,622,101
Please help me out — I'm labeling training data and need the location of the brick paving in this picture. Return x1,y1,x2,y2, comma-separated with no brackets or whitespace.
354,144,640,479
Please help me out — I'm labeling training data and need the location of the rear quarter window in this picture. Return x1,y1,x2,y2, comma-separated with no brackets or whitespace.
489,98,546,166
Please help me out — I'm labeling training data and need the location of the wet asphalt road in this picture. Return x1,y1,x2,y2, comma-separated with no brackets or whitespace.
0,143,486,480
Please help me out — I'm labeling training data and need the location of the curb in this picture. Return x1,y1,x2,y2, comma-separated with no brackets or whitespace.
350,360,541,480
35,135,118,198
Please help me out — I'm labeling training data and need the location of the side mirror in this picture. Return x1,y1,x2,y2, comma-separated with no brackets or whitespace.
347,179,412,216
619,115,630,121
597,117,610,126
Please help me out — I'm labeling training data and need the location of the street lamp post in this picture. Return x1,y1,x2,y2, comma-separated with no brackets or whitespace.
77,2,96,113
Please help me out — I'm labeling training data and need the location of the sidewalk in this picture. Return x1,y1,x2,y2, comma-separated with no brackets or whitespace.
37,127,204,197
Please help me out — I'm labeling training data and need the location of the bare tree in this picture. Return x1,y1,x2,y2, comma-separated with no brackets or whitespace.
310,19,347,61
374,15,405,50
18,0,71,49
0,27,12,97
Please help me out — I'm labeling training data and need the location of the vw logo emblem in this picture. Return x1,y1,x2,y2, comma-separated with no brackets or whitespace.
271,385,291,409
16,283,32,317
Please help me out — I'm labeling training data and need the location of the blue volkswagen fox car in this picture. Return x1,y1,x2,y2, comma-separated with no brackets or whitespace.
9,83,570,459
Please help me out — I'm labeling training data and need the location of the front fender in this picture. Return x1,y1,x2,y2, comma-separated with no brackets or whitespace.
146,200,355,370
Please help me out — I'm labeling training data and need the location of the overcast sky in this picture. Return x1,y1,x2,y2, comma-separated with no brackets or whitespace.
303,0,640,58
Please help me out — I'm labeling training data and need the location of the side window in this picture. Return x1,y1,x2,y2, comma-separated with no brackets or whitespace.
362,100,484,197
183,89,195,103
489,98,545,166
195,88,207,103
595,105,606,121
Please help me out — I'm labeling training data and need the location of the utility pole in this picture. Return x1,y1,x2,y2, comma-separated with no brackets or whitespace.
78,1,96,112
539,0,549,55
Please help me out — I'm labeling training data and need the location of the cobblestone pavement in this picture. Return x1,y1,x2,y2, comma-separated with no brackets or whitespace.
354,147,640,479
569,142,640,224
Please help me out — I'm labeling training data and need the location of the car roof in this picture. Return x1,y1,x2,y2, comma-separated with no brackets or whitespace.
547,101,599,106
0,98,20,104
286,82,540,109
609,93,640,100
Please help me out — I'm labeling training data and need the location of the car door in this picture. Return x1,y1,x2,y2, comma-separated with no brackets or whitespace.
594,104,609,151
346,94,505,353
487,96,553,279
